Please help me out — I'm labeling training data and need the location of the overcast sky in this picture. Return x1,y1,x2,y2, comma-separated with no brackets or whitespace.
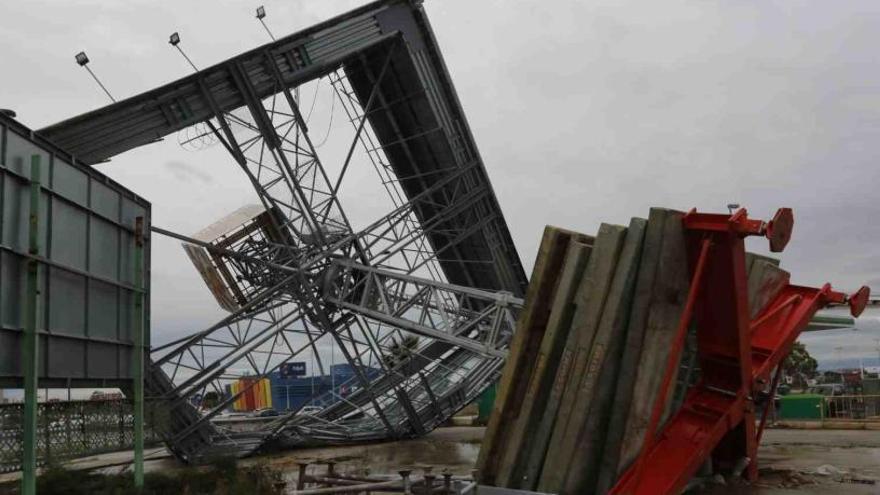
2,0,880,366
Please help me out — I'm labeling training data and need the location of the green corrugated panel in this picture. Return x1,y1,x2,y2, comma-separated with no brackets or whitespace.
778,394,824,420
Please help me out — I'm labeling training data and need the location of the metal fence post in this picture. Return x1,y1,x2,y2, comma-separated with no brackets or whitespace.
21,155,41,495
133,217,145,489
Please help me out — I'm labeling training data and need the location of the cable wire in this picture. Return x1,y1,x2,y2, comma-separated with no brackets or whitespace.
314,89,337,148
304,79,322,124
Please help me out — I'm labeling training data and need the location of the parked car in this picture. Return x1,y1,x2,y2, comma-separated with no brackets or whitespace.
253,408,280,418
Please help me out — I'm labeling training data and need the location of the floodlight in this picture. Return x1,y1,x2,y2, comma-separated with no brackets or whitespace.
74,51,115,102
168,32,199,71
256,6,275,40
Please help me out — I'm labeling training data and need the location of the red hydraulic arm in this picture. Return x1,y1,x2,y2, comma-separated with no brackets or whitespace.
610,207,869,495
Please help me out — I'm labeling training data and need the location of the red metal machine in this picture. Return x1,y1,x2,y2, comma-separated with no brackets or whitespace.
610,207,869,495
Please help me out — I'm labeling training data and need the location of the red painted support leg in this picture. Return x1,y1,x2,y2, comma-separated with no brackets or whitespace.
610,208,868,495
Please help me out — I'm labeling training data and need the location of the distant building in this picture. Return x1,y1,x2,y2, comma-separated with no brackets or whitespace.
225,364,381,412
269,363,381,411
227,378,272,412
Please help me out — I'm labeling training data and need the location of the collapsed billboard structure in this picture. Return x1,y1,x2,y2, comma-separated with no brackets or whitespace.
39,0,528,461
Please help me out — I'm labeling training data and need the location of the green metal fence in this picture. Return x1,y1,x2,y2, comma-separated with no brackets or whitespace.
0,399,161,473
823,394,880,421
776,394,880,423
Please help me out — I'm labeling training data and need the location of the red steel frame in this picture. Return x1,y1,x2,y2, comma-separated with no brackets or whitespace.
610,207,869,495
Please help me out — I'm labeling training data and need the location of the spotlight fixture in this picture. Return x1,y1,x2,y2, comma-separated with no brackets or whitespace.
73,51,115,102
75,51,90,66
168,32,198,71
256,6,275,40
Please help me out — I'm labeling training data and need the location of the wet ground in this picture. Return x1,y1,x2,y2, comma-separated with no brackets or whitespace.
2,426,879,493
249,426,483,489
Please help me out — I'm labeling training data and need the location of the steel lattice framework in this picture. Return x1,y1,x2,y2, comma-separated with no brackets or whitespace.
39,0,527,462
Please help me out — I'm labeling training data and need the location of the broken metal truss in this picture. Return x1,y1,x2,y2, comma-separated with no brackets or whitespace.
41,0,527,462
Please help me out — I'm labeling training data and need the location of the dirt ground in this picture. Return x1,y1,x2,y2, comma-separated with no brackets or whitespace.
255,427,880,494
3,426,879,493
246,427,880,494
692,429,880,494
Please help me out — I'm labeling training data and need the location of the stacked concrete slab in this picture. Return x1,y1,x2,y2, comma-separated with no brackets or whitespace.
476,209,789,495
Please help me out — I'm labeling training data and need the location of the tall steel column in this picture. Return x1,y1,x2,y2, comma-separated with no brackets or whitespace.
21,155,41,495
133,217,145,488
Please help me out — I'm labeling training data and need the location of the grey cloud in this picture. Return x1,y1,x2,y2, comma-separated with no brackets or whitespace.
3,0,880,368
164,160,214,184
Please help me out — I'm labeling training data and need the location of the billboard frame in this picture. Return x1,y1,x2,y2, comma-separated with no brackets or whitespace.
0,112,151,389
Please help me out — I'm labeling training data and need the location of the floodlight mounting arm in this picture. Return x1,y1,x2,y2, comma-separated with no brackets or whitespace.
76,58,116,103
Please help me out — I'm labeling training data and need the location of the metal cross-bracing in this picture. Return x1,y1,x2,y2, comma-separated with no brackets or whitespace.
263,262,522,446
40,1,528,463
326,259,521,359
143,260,521,460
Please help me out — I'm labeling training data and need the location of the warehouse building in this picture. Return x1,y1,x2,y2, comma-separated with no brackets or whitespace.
227,364,380,412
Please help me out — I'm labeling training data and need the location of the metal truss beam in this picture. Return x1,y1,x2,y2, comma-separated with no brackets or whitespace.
326,259,521,358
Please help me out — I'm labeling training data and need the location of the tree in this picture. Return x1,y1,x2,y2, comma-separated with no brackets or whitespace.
783,341,818,387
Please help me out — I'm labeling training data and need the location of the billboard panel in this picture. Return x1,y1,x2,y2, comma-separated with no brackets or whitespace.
280,362,307,378
0,113,151,388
